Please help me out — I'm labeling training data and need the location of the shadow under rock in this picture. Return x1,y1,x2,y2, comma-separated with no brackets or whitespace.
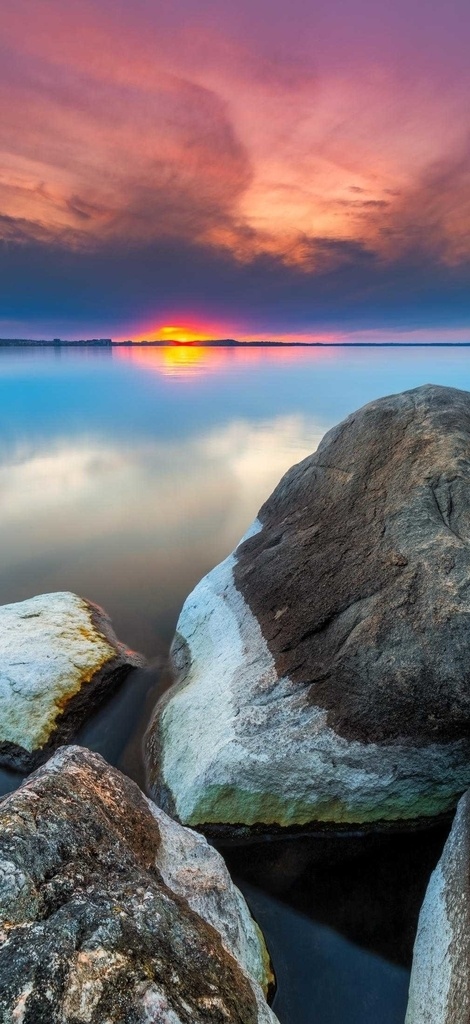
76,661,163,790
240,882,411,1024
219,822,450,969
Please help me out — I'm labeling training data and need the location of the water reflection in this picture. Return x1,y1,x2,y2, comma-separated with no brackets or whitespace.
116,343,232,378
0,416,323,655
114,343,339,379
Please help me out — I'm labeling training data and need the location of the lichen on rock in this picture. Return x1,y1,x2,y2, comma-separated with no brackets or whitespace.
0,592,144,770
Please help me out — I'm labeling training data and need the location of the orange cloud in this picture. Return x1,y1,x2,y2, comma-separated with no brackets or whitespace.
0,0,469,268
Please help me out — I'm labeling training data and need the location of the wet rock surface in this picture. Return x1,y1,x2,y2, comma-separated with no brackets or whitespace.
0,592,144,771
0,746,276,1024
405,790,470,1024
146,385,470,832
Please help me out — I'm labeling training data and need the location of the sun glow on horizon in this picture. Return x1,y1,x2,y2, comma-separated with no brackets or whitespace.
127,322,231,344
118,318,346,346
159,325,214,343
115,323,470,347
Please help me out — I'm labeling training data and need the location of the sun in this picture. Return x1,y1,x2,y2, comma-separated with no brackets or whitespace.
119,313,237,345
130,323,219,344
158,325,209,343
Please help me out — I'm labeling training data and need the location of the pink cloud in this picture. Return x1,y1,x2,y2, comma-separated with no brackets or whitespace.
0,0,469,268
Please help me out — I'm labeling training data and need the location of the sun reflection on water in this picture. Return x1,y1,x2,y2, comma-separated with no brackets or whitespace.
114,342,339,379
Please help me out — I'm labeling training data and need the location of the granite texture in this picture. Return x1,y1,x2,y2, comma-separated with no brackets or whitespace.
406,790,470,1024
0,746,276,1023
146,385,470,832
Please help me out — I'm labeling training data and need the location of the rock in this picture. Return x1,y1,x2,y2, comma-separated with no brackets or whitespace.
146,384,470,833
0,592,144,771
405,791,470,1023
0,746,276,1023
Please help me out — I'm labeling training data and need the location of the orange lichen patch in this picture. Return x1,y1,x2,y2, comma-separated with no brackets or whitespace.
51,650,114,715
35,664,114,749
36,615,116,744
252,922,275,996
78,623,105,643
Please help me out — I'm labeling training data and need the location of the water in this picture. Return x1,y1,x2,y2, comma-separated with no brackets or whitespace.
241,884,411,1024
0,343,466,1020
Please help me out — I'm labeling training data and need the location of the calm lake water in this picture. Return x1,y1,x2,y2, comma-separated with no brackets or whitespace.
1,343,467,1022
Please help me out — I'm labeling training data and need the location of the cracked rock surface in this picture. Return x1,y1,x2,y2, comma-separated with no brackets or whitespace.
146,385,470,832
405,790,470,1024
0,746,276,1024
0,592,144,771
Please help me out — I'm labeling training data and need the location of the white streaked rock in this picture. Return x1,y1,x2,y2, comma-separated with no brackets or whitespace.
0,592,144,769
405,791,470,1024
146,387,470,834
150,787,271,991
146,532,469,830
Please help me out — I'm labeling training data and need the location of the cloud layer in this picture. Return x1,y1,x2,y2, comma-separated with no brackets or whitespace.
1,0,470,336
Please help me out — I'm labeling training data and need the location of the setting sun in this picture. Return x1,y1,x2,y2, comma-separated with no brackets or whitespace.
159,326,211,343
129,322,228,344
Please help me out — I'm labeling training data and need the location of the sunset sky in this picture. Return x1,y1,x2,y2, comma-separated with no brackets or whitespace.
1,0,470,341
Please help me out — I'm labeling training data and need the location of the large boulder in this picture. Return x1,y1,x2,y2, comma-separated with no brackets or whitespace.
405,790,470,1023
146,384,470,833
0,592,144,771
0,746,276,1023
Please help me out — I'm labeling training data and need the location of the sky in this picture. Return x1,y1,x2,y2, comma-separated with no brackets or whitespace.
1,0,470,341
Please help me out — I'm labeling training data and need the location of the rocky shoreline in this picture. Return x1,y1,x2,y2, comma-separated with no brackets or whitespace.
1,384,469,1021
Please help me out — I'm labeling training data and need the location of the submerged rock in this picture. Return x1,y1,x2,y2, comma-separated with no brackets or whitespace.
405,791,470,1023
0,592,144,771
146,384,470,833
0,746,276,1023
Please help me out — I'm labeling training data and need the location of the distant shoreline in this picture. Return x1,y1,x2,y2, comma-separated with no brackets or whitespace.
1,338,470,349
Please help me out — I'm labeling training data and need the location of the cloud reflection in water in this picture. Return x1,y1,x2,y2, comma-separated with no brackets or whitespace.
0,414,325,655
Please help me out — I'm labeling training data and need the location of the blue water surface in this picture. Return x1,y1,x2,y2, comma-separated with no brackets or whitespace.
0,343,461,1022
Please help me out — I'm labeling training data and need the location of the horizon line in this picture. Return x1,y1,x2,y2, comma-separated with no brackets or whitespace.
2,337,470,349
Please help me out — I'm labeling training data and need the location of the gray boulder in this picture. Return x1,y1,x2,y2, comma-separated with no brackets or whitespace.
0,746,276,1023
0,592,144,771
405,790,470,1023
146,385,470,833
